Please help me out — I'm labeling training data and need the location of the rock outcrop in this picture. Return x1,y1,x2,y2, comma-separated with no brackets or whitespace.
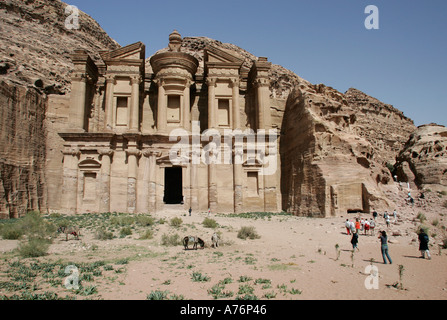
0,0,119,93
0,0,119,218
394,123,447,192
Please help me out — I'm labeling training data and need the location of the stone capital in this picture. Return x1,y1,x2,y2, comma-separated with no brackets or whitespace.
98,149,114,157
142,149,162,158
230,78,240,88
105,74,116,84
206,77,217,87
130,75,142,85
62,148,81,157
126,149,142,158
253,78,270,88
72,72,87,83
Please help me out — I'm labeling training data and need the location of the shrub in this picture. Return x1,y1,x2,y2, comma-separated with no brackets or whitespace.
161,233,181,246
169,217,183,228
95,227,114,240
0,223,24,240
191,272,210,282
18,238,51,258
139,229,154,240
237,226,260,240
417,213,426,223
136,215,155,227
202,217,218,229
119,227,132,238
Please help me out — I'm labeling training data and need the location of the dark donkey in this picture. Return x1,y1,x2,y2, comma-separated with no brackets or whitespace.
57,226,81,241
183,236,205,250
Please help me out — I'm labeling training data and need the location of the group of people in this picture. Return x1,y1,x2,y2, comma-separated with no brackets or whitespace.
344,210,432,264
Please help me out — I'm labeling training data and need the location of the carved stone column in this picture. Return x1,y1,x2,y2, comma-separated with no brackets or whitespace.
61,148,80,214
255,78,271,130
233,136,243,213
104,74,115,131
69,73,87,131
98,149,113,213
156,79,167,133
183,80,192,131
129,75,141,132
143,150,159,213
207,78,217,129
231,78,240,130
126,149,141,213
208,148,218,213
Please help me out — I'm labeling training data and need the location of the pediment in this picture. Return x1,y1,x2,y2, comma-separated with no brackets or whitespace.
100,42,145,62
204,45,244,66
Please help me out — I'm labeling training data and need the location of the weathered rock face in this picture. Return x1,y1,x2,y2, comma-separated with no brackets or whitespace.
0,81,47,218
0,0,119,93
344,88,416,165
0,0,119,218
395,124,447,192
280,84,398,216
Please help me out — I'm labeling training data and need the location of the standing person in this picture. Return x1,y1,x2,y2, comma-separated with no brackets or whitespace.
188,207,192,216
393,210,398,223
355,218,361,235
351,231,359,251
379,231,392,264
372,209,378,220
207,207,211,216
345,219,351,235
369,218,375,236
418,228,431,260
364,219,370,235
385,214,391,228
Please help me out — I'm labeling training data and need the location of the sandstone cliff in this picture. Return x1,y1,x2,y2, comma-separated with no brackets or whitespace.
0,0,119,218
0,0,119,94
0,1,433,218
394,123,447,193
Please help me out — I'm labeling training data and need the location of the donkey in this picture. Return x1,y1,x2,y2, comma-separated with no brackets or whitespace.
211,232,219,248
183,236,205,250
57,226,81,241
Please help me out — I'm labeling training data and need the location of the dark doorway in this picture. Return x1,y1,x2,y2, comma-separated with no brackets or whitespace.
164,167,183,204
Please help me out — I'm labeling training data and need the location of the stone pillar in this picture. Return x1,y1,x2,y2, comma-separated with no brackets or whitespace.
233,137,243,213
126,149,140,213
61,148,80,214
231,78,240,130
255,78,271,130
207,78,216,129
143,150,158,213
157,80,167,133
69,73,87,131
104,74,115,131
208,149,218,213
98,149,113,213
183,80,191,131
129,75,141,132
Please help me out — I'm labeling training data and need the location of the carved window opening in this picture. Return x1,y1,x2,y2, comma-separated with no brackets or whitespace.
167,95,181,123
247,171,259,196
116,96,129,126
218,99,230,127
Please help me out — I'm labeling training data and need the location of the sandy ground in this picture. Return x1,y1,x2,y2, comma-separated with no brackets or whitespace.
1,187,447,300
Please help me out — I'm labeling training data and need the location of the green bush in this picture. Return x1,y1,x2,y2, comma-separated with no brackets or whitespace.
161,233,181,246
139,229,154,240
169,217,183,228
136,215,155,227
202,217,218,229
237,226,260,240
0,223,24,239
95,227,114,240
119,227,132,238
18,238,51,258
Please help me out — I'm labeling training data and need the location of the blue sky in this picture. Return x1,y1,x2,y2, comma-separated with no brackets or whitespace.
67,0,447,127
